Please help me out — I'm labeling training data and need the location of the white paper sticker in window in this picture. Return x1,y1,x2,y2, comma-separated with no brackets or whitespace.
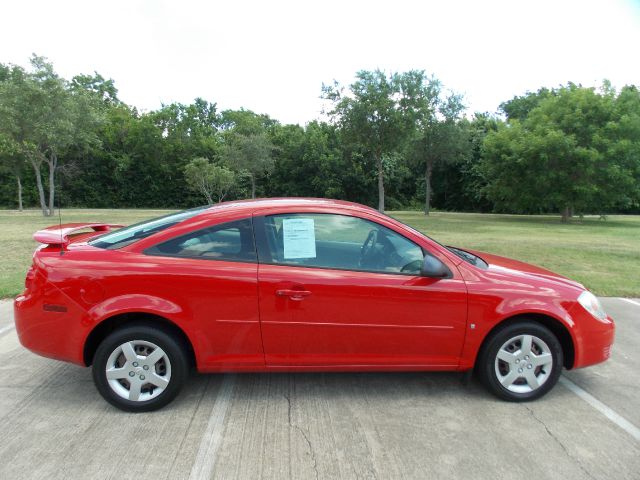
283,218,316,259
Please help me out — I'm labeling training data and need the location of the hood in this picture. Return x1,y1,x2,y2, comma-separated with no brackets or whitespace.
460,248,585,291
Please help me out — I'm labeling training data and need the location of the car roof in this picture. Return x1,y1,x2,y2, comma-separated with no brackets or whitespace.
196,197,380,217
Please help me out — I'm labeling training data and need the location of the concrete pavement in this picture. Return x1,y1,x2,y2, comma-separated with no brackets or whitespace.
0,300,13,331
0,298,638,479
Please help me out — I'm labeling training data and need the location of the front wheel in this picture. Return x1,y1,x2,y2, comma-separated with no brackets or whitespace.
92,324,189,412
477,321,563,401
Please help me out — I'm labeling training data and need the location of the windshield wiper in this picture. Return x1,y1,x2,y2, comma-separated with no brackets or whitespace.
447,247,488,269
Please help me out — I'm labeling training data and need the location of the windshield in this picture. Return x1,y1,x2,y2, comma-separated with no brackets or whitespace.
89,206,208,250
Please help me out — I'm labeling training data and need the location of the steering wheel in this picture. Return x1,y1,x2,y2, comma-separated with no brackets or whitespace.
359,229,378,267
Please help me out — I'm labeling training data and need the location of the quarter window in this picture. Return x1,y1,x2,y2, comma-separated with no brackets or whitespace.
145,219,256,262
259,214,424,275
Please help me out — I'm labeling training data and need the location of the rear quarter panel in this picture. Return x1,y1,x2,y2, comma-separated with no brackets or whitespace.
30,243,263,369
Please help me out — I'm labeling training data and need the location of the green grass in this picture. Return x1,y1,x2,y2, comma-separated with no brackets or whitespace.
1,209,638,298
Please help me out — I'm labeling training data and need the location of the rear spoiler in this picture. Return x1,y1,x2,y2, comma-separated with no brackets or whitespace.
33,223,124,247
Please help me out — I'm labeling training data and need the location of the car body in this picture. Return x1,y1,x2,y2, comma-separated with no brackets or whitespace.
14,198,615,411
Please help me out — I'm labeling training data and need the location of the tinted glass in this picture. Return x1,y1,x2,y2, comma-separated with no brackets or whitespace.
90,206,208,250
261,214,424,274
145,219,256,262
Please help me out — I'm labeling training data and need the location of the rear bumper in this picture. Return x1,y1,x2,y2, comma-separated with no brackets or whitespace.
14,285,87,366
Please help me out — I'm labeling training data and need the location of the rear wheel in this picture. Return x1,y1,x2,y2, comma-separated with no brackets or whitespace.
92,324,188,412
477,321,563,401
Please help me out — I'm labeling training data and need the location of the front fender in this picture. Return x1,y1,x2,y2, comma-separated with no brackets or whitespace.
456,262,580,370
459,303,579,370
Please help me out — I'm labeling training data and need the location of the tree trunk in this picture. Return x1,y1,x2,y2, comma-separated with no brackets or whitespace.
424,158,433,216
47,153,57,217
204,192,213,205
30,157,49,216
561,206,570,222
376,155,384,213
250,175,256,199
17,176,23,212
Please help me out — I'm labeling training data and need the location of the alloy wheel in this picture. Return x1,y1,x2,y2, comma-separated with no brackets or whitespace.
104,340,172,402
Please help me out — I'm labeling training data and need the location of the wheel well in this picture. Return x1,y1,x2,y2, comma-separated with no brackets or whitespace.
478,314,575,369
83,312,196,367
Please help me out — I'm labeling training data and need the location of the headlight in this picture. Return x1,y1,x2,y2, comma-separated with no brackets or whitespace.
578,291,608,321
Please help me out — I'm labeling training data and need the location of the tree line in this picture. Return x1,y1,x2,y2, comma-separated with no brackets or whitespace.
1,55,638,220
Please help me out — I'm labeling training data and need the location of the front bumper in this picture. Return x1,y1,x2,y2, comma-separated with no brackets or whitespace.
570,302,615,369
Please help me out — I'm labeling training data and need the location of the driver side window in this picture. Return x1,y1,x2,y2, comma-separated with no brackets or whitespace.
260,214,424,275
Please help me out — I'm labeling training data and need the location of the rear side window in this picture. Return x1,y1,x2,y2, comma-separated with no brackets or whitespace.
90,206,208,250
145,219,256,263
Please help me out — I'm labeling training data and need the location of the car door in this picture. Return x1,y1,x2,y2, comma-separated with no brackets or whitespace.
254,212,467,367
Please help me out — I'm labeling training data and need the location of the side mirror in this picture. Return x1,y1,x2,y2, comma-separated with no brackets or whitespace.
421,254,452,279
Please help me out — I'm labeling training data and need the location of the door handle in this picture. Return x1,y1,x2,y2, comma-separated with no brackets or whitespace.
275,289,312,300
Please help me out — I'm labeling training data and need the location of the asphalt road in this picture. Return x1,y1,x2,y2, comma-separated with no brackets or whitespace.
0,298,638,480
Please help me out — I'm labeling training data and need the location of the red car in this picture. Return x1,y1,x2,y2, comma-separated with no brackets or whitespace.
14,199,614,411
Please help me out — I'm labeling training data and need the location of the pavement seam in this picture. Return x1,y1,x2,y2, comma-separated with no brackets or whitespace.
164,377,210,480
524,404,597,480
618,298,640,308
0,325,15,337
188,374,236,480
559,376,640,441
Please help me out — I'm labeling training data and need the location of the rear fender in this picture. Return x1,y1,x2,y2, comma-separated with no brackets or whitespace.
86,294,184,323
82,295,198,360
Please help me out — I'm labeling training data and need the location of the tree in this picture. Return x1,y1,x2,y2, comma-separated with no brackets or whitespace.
268,121,353,200
220,108,276,136
0,133,24,210
481,83,640,220
70,72,120,105
0,56,102,216
184,157,236,204
223,133,274,198
0,64,27,211
414,114,499,213
147,100,222,206
322,70,422,212
499,87,555,121
406,74,468,214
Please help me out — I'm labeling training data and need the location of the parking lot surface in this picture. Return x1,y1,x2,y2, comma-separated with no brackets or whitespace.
0,298,638,480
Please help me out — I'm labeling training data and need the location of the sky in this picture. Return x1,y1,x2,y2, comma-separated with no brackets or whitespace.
2,0,639,125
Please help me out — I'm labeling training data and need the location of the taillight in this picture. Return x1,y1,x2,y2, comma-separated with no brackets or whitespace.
25,266,35,291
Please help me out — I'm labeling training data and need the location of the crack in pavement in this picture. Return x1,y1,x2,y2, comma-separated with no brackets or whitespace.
284,392,319,480
524,405,597,480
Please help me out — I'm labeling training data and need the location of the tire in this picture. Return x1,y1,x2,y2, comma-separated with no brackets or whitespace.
92,323,189,412
477,321,563,402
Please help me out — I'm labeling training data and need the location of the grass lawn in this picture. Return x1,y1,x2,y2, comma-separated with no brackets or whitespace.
1,208,638,298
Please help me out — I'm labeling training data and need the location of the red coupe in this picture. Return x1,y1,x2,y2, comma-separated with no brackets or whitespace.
14,199,615,411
